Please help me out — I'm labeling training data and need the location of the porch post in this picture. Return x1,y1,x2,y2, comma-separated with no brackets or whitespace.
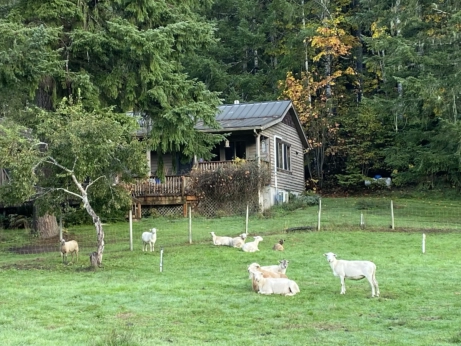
255,130,262,211
146,150,151,176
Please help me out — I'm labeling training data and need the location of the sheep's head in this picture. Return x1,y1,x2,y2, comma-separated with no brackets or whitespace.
60,239,66,245
251,270,264,282
254,236,263,242
149,228,157,234
279,259,289,269
247,263,261,278
278,239,285,245
240,233,247,240
323,252,337,262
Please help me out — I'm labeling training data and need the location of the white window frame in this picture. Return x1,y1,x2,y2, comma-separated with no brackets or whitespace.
276,139,291,171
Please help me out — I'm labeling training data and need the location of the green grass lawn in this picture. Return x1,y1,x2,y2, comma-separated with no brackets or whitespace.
0,198,460,345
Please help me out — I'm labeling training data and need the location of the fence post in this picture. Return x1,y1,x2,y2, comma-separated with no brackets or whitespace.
59,215,63,241
245,204,249,235
129,209,133,251
360,212,365,229
160,247,164,272
422,233,426,254
189,205,192,244
317,198,322,231
390,200,395,230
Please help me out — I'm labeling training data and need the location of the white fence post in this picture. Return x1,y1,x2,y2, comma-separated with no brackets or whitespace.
422,233,426,254
245,204,249,235
189,205,192,244
129,209,133,251
390,200,395,230
317,198,322,231
160,247,164,272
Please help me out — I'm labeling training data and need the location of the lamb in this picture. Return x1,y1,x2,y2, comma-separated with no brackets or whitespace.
232,233,247,248
247,262,288,292
272,239,285,251
249,269,300,296
60,239,79,264
210,231,233,246
260,259,290,275
241,236,263,252
323,252,380,297
142,228,157,252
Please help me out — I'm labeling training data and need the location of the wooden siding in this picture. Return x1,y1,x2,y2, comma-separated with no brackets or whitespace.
149,153,175,176
262,122,305,194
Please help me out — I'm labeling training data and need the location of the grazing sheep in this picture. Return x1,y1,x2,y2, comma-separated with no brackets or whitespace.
60,239,79,264
210,232,233,246
142,228,157,252
241,236,263,252
247,263,288,292
260,259,290,275
232,233,247,248
250,270,300,296
323,252,380,297
272,239,285,251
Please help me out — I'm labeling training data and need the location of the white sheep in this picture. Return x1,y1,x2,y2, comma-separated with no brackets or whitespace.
260,259,290,275
232,233,247,248
241,236,263,252
60,239,79,264
247,263,288,292
323,252,380,297
272,239,285,251
210,231,233,246
249,270,300,296
142,228,157,252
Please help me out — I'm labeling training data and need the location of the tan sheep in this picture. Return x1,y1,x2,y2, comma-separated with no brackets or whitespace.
272,239,285,251
60,239,79,264
247,262,288,292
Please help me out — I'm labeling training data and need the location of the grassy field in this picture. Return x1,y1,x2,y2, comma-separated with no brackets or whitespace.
0,198,460,345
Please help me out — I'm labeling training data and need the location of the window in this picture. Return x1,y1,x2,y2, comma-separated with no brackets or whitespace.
276,139,291,171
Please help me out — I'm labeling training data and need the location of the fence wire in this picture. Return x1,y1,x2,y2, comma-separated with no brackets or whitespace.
1,197,460,255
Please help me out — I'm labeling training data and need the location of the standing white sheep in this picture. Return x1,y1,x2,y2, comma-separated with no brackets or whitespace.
323,252,380,297
142,228,157,252
60,239,79,264
241,236,263,252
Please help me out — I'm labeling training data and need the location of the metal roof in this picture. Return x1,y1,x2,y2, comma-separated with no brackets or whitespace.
195,100,293,131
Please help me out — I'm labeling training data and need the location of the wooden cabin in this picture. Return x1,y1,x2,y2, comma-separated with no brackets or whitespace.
132,100,308,216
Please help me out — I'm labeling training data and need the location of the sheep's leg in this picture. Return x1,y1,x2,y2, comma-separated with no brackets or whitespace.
373,273,380,297
340,277,346,294
366,276,376,297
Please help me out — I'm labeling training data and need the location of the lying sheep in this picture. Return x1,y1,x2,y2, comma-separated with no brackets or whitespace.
323,252,380,297
250,270,300,296
210,231,233,246
142,228,157,252
241,236,263,252
232,233,247,248
261,259,290,275
247,262,288,292
60,239,79,264
272,239,285,251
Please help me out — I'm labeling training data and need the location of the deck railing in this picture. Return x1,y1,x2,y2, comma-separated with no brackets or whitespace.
131,175,188,197
130,160,270,198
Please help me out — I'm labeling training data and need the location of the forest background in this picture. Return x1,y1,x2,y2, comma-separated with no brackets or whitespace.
1,0,461,194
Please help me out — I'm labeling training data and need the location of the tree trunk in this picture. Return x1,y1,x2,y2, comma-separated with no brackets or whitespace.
82,195,104,266
34,210,59,239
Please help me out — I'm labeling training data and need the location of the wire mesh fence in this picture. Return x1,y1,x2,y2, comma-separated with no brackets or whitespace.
1,196,460,256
